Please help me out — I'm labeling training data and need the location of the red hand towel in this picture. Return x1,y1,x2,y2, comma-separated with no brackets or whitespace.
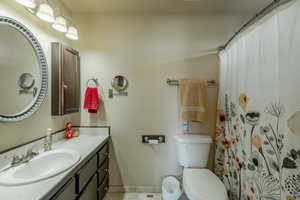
84,87,100,113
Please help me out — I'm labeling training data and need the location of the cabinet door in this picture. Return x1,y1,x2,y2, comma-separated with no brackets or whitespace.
63,47,80,114
51,178,76,200
78,175,98,200
98,158,109,186
98,174,109,200
51,43,80,116
98,144,109,168
76,155,97,193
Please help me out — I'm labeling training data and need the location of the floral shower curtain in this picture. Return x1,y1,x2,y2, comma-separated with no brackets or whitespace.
214,1,300,200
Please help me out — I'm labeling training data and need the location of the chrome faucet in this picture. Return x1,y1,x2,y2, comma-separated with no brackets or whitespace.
0,147,39,174
11,148,39,167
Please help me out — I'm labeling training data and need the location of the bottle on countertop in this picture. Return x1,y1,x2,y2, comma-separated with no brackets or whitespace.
44,128,53,151
65,121,73,139
181,120,190,134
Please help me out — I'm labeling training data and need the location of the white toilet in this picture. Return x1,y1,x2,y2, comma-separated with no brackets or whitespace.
174,134,228,200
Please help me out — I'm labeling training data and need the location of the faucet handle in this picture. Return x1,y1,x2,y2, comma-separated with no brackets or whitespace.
27,143,40,154
11,155,22,166
26,148,39,159
26,148,32,154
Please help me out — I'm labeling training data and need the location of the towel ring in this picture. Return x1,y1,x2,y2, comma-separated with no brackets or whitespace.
86,78,99,88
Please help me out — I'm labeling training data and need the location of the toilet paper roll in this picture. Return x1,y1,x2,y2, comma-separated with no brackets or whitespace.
148,139,159,144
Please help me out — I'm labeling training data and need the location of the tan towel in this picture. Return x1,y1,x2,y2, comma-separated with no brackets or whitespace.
179,79,207,122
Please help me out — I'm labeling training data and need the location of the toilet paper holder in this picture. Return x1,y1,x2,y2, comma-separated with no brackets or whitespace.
142,135,165,144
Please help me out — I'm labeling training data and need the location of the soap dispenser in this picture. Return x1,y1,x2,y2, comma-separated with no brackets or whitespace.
44,128,53,152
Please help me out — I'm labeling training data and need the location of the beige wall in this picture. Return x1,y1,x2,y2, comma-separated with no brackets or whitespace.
72,14,248,192
0,0,79,151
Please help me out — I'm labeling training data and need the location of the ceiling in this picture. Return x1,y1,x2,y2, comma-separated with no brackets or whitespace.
60,0,273,14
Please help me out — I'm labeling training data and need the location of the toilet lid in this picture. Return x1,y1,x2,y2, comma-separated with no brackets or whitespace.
183,169,227,200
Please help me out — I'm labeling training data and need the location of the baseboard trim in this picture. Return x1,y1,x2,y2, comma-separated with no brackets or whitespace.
124,186,161,193
108,186,125,193
108,185,161,193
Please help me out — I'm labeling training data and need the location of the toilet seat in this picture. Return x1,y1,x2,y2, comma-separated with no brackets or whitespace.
183,168,227,200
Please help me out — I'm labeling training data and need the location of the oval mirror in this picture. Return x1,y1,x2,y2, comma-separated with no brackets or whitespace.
0,17,48,122
111,75,128,92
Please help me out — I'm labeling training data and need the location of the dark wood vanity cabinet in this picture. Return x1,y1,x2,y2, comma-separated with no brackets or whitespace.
51,43,80,116
51,142,109,200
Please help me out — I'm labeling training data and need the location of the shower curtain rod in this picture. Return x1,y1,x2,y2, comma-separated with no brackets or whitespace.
219,0,293,51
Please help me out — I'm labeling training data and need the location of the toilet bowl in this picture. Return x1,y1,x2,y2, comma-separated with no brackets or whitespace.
183,168,227,200
174,134,228,200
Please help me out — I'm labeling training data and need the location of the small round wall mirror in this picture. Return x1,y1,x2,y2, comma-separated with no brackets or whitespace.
111,75,128,92
18,73,35,90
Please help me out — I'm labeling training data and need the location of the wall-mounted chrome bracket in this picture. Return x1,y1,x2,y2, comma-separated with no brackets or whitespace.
108,89,128,98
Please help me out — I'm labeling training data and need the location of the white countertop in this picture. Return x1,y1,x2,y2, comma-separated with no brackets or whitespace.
0,127,109,200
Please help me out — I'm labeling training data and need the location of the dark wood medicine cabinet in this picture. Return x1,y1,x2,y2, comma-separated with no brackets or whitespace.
51,43,81,115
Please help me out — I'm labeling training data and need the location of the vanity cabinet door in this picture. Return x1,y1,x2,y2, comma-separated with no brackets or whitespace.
98,174,109,200
98,144,109,167
51,178,76,200
76,155,98,193
77,174,98,200
98,158,109,185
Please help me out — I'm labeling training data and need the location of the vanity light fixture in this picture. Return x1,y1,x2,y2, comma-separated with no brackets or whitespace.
15,0,79,40
52,16,67,32
66,26,79,40
36,3,55,23
15,0,36,8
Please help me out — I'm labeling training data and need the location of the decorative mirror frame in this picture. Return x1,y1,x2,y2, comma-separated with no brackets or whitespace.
0,17,48,122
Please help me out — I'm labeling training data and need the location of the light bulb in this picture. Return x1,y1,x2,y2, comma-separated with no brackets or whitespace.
52,16,67,32
66,26,79,40
15,0,36,8
36,3,55,23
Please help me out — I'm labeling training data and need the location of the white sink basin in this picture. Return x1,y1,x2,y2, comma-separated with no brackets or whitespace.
0,149,81,186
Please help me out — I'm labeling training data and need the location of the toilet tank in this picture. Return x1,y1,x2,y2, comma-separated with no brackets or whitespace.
174,134,212,168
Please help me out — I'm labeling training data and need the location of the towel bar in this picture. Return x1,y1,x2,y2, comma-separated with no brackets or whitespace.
166,79,218,87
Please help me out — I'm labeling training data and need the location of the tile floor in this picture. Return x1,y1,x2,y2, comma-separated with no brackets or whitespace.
104,193,188,200
104,193,162,200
